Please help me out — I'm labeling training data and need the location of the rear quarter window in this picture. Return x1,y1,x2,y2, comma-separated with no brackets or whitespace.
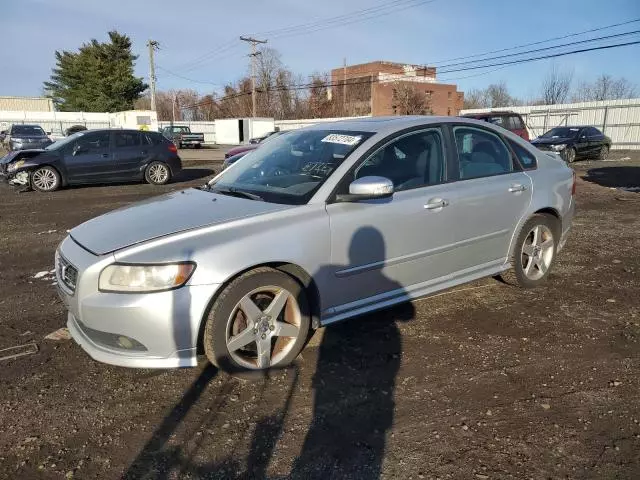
508,139,537,170
507,115,524,130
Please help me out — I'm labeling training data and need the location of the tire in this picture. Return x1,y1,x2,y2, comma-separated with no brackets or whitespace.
144,161,171,185
31,166,61,192
563,147,576,163
203,267,311,373
499,214,559,288
597,145,609,160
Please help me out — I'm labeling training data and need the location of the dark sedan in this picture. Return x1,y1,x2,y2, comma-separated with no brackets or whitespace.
0,129,181,192
531,126,611,163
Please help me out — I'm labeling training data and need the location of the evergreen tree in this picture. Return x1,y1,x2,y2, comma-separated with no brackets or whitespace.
44,31,147,112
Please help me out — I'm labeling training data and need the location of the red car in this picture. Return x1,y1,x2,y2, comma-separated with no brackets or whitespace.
224,131,287,159
462,111,529,141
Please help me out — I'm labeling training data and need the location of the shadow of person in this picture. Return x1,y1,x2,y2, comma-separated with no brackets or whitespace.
291,226,415,479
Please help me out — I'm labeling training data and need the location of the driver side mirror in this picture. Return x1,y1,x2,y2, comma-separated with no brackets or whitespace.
336,176,394,202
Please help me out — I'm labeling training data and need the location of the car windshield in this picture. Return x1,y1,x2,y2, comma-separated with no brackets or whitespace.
541,127,581,138
45,131,86,150
207,129,372,205
13,125,45,136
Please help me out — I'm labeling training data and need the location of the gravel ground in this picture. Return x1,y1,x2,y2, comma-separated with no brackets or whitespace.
0,148,639,479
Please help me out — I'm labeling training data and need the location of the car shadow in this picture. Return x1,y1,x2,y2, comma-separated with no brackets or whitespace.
173,167,216,183
582,166,640,192
123,226,415,479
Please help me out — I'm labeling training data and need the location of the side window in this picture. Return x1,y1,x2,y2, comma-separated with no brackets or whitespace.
354,129,445,192
507,115,524,130
114,131,141,148
587,127,601,137
143,133,159,145
508,140,537,170
453,126,514,180
75,131,110,153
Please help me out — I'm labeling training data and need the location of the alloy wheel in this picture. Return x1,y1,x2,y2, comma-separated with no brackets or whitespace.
225,286,301,370
148,164,168,184
32,168,57,191
521,224,554,281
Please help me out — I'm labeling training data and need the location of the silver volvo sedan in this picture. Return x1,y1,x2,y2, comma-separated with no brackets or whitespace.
56,116,575,372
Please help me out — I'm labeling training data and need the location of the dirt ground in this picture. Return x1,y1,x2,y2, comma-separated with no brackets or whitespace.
0,147,639,479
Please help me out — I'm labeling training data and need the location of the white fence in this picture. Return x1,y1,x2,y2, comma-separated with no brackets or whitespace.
462,98,640,150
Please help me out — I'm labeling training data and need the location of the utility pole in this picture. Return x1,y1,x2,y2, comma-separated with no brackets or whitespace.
240,36,267,118
343,57,347,116
147,40,159,112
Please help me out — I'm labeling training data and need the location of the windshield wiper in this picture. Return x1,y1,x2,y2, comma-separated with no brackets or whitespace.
210,186,264,201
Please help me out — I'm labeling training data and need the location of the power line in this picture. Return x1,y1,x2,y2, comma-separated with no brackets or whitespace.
428,17,640,64
156,65,225,86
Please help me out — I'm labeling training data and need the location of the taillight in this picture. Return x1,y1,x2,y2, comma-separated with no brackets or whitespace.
571,171,577,196
168,143,178,153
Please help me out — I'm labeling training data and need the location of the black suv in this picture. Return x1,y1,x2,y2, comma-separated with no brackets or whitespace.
1,129,182,192
2,124,53,151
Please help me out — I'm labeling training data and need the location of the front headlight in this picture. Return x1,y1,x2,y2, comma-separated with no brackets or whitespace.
99,263,196,293
7,160,25,172
551,144,567,151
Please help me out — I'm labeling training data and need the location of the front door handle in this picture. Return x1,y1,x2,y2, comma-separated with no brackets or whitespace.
101,153,109,159
508,184,527,193
424,198,449,210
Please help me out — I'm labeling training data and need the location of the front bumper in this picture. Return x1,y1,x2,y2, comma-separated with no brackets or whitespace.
57,236,219,368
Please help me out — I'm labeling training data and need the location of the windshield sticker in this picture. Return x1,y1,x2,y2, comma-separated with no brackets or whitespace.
321,134,362,146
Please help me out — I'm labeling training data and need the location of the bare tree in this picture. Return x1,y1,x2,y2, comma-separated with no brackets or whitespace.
463,88,490,109
540,65,573,105
572,75,637,102
486,82,513,108
391,83,432,115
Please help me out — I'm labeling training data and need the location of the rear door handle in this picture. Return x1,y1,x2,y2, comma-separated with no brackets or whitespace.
508,184,527,193
424,198,449,210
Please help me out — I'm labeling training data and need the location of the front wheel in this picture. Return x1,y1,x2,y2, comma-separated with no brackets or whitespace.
203,267,311,373
144,161,171,185
500,214,558,288
563,147,576,163
31,166,61,192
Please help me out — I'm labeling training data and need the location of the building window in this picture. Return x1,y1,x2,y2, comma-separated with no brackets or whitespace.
448,91,452,100
447,107,452,116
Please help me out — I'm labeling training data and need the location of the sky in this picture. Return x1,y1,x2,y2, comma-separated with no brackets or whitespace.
1,0,639,102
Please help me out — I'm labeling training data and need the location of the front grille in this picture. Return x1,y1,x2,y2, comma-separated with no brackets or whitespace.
57,254,78,293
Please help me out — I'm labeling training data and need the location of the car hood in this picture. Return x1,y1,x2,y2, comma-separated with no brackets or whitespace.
69,188,294,255
226,144,259,156
0,149,46,164
11,135,50,141
531,137,573,145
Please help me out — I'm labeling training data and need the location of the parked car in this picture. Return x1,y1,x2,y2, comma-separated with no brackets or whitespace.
531,126,611,163
2,124,53,151
0,129,181,192
160,125,205,149
224,130,287,159
461,111,529,141
56,116,575,372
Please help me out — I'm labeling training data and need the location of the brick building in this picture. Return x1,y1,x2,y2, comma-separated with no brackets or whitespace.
330,61,464,117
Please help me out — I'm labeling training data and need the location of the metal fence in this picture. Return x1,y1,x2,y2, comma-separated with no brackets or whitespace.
462,98,640,150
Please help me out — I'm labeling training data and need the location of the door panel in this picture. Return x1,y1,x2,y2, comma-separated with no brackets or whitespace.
63,131,112,182
574,129,590,156
111,131,145,178
324,127,452,314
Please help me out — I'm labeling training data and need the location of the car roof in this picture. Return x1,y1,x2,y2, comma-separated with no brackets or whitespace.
304,115,466,135
462,111,519,117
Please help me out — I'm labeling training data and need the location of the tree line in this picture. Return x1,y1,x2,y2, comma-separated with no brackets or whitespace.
463,66,637,109
43,31,637,119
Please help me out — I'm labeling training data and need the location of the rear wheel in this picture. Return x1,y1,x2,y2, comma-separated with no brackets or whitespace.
31,166,61,192
500,214,558,288
597,145,609,160
144,161,171,185
203,267,310,373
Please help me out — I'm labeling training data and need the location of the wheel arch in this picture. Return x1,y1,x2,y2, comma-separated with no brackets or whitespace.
195,261,321,355
24,163,65,188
